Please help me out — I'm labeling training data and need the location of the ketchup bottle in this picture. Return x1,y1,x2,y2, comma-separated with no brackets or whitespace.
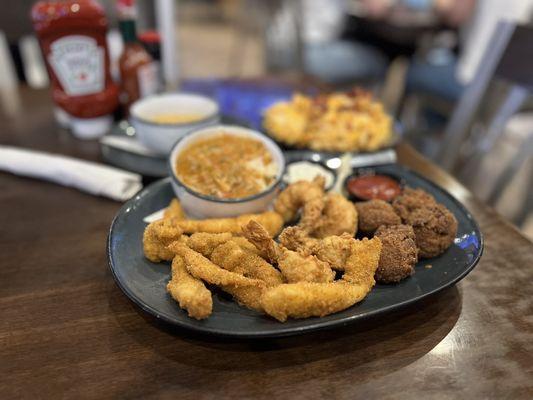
31,0,119,139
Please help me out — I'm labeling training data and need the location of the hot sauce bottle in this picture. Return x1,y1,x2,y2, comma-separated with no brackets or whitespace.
117,0,159,114
31,0,119,138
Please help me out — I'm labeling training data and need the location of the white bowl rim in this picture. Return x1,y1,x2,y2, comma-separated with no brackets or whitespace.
130,92,220,128
168,124,286,204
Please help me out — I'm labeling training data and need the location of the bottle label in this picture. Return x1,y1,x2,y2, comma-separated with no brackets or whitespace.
48,35,105,96
137,61,159,98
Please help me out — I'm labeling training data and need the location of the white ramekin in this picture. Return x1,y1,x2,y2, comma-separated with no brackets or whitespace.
130,93,220,155
168,125,286,219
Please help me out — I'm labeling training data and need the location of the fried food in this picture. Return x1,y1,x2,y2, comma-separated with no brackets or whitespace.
242,221,335,283
170,243,266,311
342,237,382,288
166,255,212,320
259,236,382,322
311,193,358,238
392,188,457,258
392,188,437,221
210,241,284,286
375,225,418,283
277,248,335,284
163,199,186,220
185,232,233,258
263,90,393,152
355,199,401,235
279,226,353,270
260,282,370,322
404,204,458,258
143,218,183,262
175,211,283,237
241,220,279,263
274,176,326,230
228,236,265,257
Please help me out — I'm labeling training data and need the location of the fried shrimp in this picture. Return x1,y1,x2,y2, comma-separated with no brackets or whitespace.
228,236,265,257
279,226,353,269
210,241,284,286
242,221,335,283
170,243,266,310
277,250,335,283
175,211,283,237
260,282,369,322
311,193,358,238
143,218,183,262
163,199,186,220
166,255,212,320
274,176,326,229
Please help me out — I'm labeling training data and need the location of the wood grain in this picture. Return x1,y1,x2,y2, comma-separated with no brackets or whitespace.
1,87,532,399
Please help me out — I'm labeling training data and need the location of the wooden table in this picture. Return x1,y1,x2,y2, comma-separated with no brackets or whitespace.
1,87,532,399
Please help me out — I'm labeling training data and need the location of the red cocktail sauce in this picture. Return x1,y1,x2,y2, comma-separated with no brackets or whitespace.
346,175,401,202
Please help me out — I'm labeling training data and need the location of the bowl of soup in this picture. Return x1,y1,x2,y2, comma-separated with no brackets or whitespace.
130,93,220,155
169,125,285,218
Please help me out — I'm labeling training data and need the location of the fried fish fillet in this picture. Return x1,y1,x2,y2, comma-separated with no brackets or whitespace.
210,241,284,286
169,243,266,311
166,255,212,320
175,211,284,237
342,237,382,287
163,199,186,220
261,237,382,322
185,232,234,258
260,282,369,322
143,218,183,262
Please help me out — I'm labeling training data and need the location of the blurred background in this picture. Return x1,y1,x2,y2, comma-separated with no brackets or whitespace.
1,0,533,239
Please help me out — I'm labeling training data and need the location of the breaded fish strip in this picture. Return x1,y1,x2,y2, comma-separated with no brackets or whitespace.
185,232,233,258
170,243,266,311
143,218,183,262
311,193,358,238
274,176,326,230
260,282,369,322
342,237,382,288
242,221,335,283
166,255,212,320
163,199,186,220
210,241,284,286
175,211,283,237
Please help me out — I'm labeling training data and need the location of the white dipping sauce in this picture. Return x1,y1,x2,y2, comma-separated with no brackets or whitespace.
284,161,335,188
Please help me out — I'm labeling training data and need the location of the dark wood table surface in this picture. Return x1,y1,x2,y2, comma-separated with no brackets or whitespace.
1,87,532,399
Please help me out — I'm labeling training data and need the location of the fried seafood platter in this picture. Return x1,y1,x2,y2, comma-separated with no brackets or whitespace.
108,165,482,337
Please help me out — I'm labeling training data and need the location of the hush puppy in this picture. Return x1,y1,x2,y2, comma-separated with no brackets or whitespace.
403,204,458,258
355,199,401,235
392,188,437,221
375,225,418,283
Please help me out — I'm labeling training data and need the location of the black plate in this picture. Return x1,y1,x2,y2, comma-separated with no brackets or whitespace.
101,115,251,177
107,165,483,338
